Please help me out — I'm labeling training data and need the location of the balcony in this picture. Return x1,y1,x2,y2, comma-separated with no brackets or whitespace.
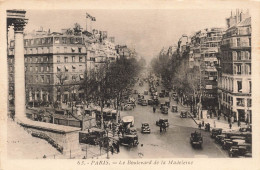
221,42,250,50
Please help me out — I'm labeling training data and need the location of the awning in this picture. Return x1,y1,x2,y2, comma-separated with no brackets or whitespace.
72,65,76,69
57,66,61,69
80,74,84,79
64,66,69,70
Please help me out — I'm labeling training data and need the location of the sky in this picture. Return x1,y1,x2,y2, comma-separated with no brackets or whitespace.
24,9,231,62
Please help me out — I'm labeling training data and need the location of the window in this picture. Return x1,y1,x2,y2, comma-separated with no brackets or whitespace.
72,56,75,62
46,56,49,62
30,66,32,72
237,51,241,60
79,56,83,62
30,49,33,54
62,37,67,44
35,57,38,62
71,47,75,53
36,48,38,54
237,64,242,74
78,48,82,53
245,64,251,75
35,66,38,72
56,47,60,53
41,66,44,72
41,75,44,83
9,66,13,71
41,57,44,62
237,98,245,107
65,57,68,63
46,66,49,72
249,38,251,47
237,38,240,46
47,47,50,53
57,66,61,72
35,75,38,83
25,57,27,63
64,47,67,53
72,65,76,71
54,37,60,44
249,81,251,93
247,99,252,107
79,74,84,80
237,81,242,92
25,66,27,72
42,47,44,54
57,56,60,63
46,75,50,83
64,66,69,72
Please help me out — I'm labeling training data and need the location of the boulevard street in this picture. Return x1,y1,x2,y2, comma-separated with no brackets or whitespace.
112,76,227,158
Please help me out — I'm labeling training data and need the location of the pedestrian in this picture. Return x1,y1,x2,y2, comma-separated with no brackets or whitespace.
153,106,156,113
202,120,204,127
208,123,211,132
229,123,232,129
238,120,241,127
116,141,120,153
198,122,201,130
111,146,114,155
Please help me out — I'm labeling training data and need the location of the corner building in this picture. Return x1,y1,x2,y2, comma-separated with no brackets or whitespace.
218,10,251,123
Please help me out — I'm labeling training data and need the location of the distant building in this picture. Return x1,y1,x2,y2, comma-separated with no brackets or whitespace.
218,10,251,123
189,27,224,109
8,29,87,104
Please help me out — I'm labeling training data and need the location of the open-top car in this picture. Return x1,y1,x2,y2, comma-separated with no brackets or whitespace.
190,131,203,148
119,135,139,147
229,143,252,158
156,118,169,127
141,122,151,134
171,105,178,112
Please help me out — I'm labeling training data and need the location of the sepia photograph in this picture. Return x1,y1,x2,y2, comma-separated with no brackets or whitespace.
1,1,260,170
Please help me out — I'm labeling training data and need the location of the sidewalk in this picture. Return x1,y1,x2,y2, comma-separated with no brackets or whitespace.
192,115,246,132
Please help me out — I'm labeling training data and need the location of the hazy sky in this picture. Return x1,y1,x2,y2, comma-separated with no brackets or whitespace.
24,9,231,62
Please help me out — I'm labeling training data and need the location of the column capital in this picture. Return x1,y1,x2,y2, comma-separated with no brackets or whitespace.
13,18,28,32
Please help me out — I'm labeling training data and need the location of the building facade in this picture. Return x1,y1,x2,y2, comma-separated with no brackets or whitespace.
218,10,251,123
8,30,87,104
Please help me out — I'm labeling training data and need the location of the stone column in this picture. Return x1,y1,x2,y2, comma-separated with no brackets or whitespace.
13,19,27,120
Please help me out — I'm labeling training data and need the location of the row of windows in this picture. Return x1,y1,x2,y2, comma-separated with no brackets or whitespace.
26,65,50,72
57,56,85,63
57,65,84,72
222,51,251,61
233,63,251,75
22,37,84,47
25,56,49,63
221,78,251,93
27,75,51,84
222,93,251,107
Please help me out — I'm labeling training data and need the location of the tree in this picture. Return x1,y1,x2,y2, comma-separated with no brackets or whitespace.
56,72,68,104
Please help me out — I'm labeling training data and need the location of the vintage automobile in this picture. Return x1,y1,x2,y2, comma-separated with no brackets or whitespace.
144,90,149,95
211,128,223,138
165,91,169,97
171,105,178,112
126,127,138,136
133,89,138,94
137,98,143,105
159,92,165,98
141,122,151,134
161,106,168,114
172,92,177,99
215,134,226,144
165,101,170,107
156,118,169,127
79,128,106,145
119,135,139,147
160,103,166,110
180,111,188,118
228,143,252,158
148,99,154,105
141,99,148,106
222,136,246,150
190,131,203,148
153,98,159,106
124,104,134,110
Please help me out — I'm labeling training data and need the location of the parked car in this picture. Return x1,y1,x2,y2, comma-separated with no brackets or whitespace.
148,99,154,105
141,123,151,134
141,99,148,106
124,104,134,110
119,135,139,147
156,118,169,127
159,92,164,98
211,128,222,138
138,98,143,105
144,90,149,95
190,131,203,148
229,143,252,158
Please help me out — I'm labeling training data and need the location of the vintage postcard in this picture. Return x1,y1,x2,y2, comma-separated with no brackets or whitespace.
1,0,260,170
